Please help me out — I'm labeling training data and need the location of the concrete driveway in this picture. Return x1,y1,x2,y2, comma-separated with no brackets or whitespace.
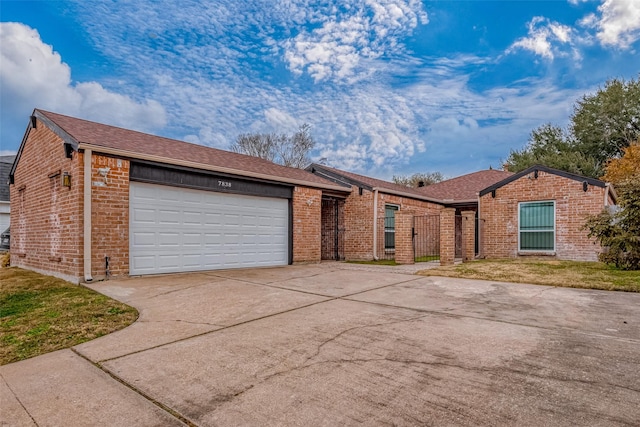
2,263,639,426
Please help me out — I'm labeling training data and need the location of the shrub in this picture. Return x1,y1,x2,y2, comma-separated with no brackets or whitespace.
585,179,640,270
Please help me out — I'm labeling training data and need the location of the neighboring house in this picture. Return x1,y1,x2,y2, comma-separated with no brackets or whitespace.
479,165,616,262
0,155,15,233
10,110,350,283
307,164,445,260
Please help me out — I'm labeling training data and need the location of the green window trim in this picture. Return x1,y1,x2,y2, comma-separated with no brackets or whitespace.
384,204,399,250
518,201,555,252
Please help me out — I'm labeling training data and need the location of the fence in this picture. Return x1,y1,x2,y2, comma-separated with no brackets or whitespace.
413,215,440,262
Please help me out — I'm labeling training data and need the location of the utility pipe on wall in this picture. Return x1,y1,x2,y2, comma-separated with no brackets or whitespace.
372,188,379,260
83,149,93,282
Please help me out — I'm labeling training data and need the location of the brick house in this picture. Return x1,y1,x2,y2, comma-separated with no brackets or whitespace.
478,165,617,261
9,110,617,282
9,110,350,283
307,164,445,260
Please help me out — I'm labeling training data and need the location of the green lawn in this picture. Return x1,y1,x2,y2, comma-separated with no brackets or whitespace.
1,267,138,365
417,259,640,292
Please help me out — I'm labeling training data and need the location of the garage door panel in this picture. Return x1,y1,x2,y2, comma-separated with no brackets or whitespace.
130,182,289,275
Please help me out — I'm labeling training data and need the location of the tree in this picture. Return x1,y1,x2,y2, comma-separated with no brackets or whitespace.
602,141,640,185
573,78,640,169
231,124,315,169
585,179,640,270
504,124,600,177
392,171,445,188
505,75,640,178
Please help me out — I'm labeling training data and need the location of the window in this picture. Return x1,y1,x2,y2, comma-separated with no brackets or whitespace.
519,201,555,251
384,204,399,250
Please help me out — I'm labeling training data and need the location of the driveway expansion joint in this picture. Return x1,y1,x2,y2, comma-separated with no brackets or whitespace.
1,372,39,426
69,348,196,427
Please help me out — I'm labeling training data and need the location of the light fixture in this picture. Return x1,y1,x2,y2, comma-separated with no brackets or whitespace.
62,172,72,188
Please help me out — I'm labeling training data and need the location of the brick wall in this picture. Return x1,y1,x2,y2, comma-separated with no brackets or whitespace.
342,187,443,260
90,155,130,280
461,210,475,262
343,186,374,259
479,171,607,261
439,208,456,265
10,122,83,283
394,210,415,264
292,186,322,263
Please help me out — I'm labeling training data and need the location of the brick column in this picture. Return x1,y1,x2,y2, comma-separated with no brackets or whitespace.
394,210,415,265
461,210,476,262
439,208,456,266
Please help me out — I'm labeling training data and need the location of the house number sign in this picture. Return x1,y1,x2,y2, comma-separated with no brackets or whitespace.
218,180,232,188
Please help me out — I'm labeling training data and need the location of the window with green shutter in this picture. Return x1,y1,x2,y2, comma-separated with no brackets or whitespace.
519,201,555,251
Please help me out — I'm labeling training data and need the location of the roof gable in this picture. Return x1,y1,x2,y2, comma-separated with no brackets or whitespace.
418,169,513,202
479,164,608,197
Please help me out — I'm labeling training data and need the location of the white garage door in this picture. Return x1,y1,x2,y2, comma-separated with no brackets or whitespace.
130,182,288,275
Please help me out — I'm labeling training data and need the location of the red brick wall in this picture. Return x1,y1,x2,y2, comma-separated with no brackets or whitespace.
439,208,456,265
10,123,84,282
90,155,130,280
479,171,607,261
394,210,415,264
343,186,374,259
342,187,443,260
292,186,322,262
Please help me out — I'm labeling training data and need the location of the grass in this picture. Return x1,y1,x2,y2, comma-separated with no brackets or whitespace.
0,267,138,365
417,258,640,292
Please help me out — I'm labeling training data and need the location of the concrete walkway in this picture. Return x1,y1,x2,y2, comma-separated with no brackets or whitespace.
2,264,639,426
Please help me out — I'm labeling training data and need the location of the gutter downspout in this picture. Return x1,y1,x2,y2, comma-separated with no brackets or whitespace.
83,149,93,282
604,183,611,206
372,189,379,260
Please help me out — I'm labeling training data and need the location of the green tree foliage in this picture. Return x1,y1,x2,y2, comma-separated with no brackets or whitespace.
505,124,601,177
231,124,315,169
392,171,445,188
573,78,640,168
585,179,640,270
505,76,640,178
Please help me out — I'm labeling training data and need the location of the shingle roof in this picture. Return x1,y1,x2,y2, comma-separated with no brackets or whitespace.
308,164,446,203
31,110,349,191
418,169,514,202
0,155,16,202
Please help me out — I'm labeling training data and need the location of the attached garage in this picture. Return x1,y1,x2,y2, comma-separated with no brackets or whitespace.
128,162,294,275
9,109,350,283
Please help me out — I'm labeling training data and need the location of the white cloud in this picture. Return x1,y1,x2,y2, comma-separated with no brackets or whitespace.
0,22,166,136
282,0,428,82
4,1,616,179
594,0,640,48
507,17,574,59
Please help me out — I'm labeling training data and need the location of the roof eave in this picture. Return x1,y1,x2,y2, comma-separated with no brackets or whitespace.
372,186,445,205
78,143,351,193
479,164,607,197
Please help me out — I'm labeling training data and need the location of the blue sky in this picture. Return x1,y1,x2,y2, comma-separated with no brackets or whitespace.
1,0,639,179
